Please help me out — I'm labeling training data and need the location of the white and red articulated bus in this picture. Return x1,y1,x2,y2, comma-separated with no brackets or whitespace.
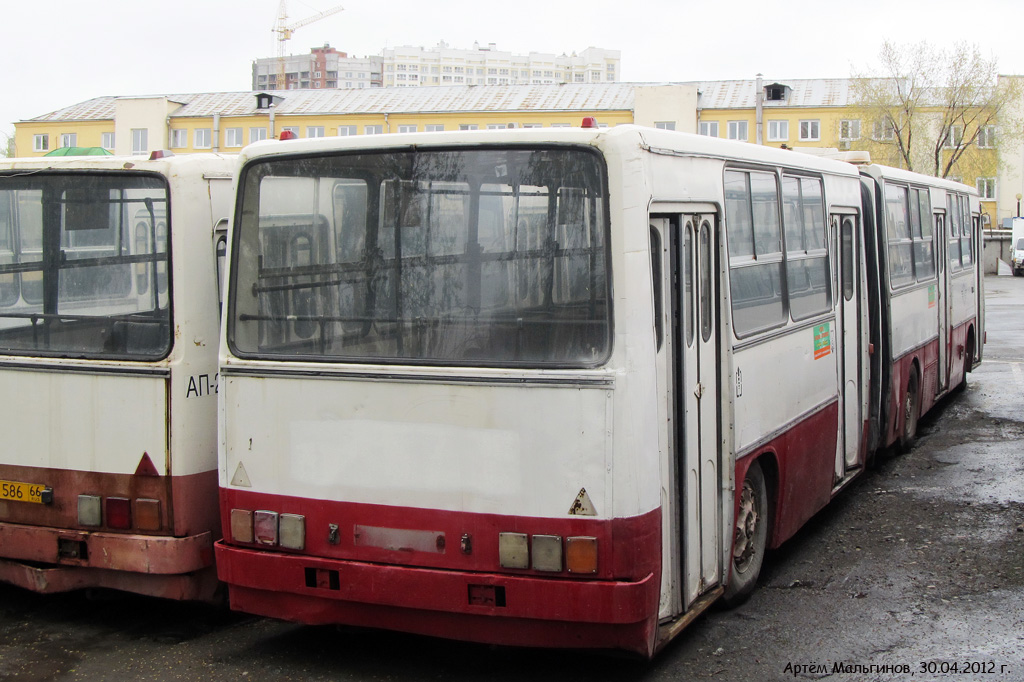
0,152,234,601
859,164,982,455
215,124,981,656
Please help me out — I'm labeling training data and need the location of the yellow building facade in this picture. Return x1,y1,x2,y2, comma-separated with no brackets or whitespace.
695,78,999,225
13,84,687,160
13,79,1001,225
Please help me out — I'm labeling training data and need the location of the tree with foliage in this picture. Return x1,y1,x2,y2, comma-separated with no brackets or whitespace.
851,41,1021,181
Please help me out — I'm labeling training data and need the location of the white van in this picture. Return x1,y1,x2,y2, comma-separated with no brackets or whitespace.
1011,218,1024,276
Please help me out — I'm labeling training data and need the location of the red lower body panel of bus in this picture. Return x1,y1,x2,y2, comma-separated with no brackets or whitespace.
0,466,220,601
215,493,661,656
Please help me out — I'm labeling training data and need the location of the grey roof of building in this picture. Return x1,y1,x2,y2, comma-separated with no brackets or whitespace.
25,79,882,123
695,79,859,109
26,83,644,122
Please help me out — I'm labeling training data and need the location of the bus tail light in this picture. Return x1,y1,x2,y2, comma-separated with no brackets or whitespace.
105,497,132,529
134,498,162,531
254,510,279,545
230,509,254,543
498,533,529,569
531,535,563,572
498,533,599,574
566,536,599,574
78,495,102,527
231,508,304,549
279,513,306,550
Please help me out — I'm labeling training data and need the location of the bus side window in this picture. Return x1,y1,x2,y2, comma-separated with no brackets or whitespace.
215,222,228,314
841,217,855,301
0,191,19,307
649,225,662,350
725,169,785,336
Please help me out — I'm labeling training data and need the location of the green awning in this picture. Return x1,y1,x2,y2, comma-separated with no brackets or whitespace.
44,146,113,156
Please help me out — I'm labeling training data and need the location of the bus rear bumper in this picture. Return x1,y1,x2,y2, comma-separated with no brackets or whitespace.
0,521,218,601
215,541,660,656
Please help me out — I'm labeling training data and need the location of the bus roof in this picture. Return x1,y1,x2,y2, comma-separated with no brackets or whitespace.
238,124,862,179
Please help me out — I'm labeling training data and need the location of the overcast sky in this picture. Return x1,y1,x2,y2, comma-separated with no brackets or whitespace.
4,0,1024,142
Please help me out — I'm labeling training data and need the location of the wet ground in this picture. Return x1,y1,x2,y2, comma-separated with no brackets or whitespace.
0,275,1022,682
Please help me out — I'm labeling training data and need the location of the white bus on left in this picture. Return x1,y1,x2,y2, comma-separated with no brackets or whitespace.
0,152,233,600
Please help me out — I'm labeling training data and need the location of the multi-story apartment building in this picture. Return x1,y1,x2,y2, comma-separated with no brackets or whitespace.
378,42,619,87
251,42,620,91
252,44,382,90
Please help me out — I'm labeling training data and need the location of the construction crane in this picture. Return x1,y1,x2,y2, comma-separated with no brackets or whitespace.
273,1,345,90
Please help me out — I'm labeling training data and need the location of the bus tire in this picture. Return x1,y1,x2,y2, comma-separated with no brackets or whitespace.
901,370,920,452
723,460,768,607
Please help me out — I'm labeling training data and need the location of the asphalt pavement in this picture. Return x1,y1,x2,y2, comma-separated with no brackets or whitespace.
0,275,1022,682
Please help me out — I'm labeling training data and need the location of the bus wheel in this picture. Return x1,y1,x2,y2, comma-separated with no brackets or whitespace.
901,371,920,452
723,460,768,606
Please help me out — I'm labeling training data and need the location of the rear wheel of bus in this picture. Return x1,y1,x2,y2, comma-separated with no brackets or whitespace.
723,460,769,606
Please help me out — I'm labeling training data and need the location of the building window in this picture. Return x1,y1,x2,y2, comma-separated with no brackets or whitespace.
767,120,788,142
364,125,383,135
945,125,964,148
873,120,896,141
976,177,996,199
132,128,149,154
799,120,820,141
977,125,996,149
170,129,187,148
33,134,49,152
398,125,417,133
306,127,325,138
424,124,444,132
59,133,77,148
839,119,861,141
250,127,268,143
337,125,357,136
225,128,244,148
194,128,211,149
101,132,115,150
727,121,748,141
654,121,676,131
699,121,719,137
459,124,478,131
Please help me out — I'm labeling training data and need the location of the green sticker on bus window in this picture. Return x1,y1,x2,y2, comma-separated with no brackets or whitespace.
813,323,831,359
928,284,937,308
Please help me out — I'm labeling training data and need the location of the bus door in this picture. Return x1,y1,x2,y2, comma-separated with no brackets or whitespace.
652,210,721,611
833,213,863,479
935,210,948,392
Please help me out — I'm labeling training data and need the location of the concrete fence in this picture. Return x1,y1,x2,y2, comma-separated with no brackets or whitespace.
983,233,1013,275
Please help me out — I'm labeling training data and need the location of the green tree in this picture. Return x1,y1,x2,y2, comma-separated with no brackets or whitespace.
851,41,1021,180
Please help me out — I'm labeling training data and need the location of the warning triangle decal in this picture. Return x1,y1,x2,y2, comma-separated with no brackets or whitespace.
568,487,597,516
230,462,252,488
135,452,160,477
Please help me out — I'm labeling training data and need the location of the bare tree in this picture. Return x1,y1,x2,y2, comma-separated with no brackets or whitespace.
851,41,1021,180
0,131,14,158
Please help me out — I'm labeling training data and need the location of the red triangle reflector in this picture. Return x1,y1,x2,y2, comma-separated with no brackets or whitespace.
135,452,160,477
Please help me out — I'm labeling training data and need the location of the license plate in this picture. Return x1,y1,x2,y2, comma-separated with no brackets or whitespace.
0,479,53,504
